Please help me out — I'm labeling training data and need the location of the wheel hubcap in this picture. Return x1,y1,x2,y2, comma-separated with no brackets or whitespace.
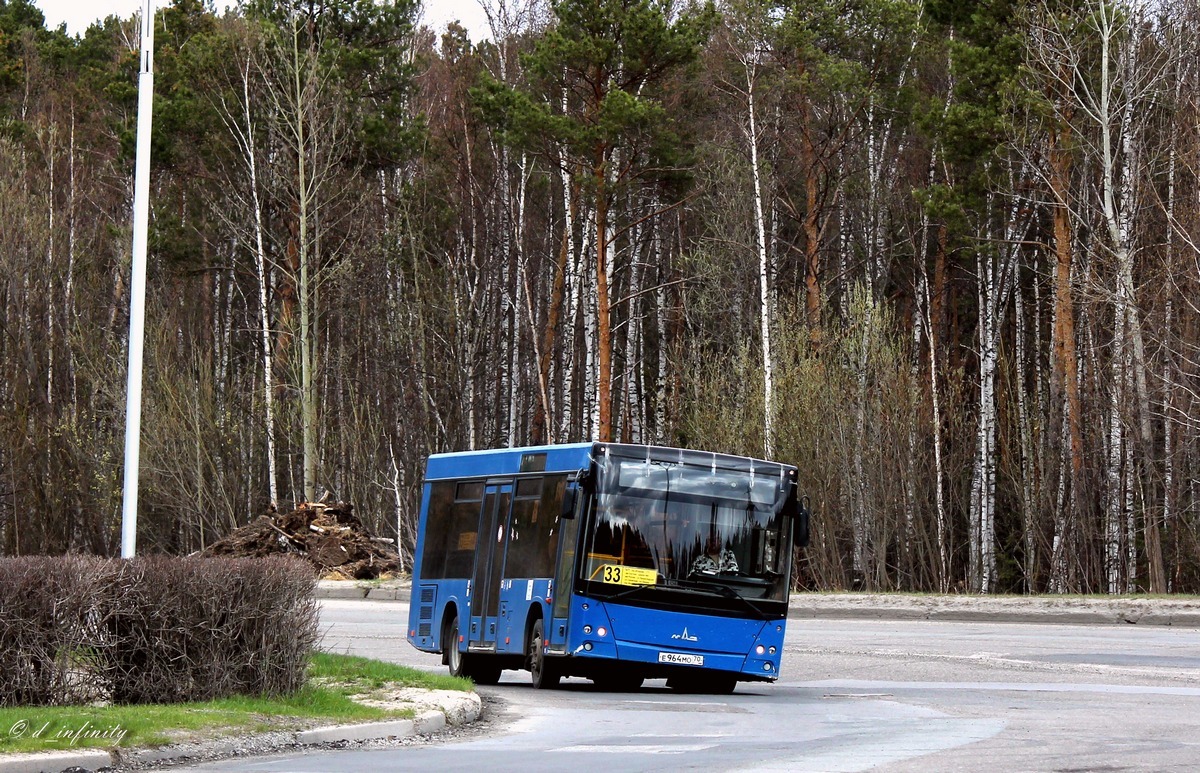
448,622,460,673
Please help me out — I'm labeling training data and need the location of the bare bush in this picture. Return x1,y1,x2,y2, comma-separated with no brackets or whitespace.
0,556,318,706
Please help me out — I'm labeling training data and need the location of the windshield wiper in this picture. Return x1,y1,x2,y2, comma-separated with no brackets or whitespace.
600,578,767,617
674,578,766,616
606,582,658,602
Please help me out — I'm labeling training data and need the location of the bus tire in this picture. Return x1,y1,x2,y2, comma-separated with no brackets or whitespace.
445,613,466,679
529,619,559,689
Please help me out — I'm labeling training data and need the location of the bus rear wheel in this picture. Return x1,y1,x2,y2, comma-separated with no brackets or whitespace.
445,613,502,685
445,613,466,678
529,619,559,689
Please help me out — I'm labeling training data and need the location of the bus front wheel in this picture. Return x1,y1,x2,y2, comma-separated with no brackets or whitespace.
529,619,559,689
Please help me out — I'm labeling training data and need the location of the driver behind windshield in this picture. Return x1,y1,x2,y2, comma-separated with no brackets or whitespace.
691,535,739,574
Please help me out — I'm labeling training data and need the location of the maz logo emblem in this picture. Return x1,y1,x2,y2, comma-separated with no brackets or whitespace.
671,628,699,642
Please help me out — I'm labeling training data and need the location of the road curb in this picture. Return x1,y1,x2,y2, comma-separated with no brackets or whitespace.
317,580,409,602
785,594,1200,627
0,751,113,773
0,693,481,773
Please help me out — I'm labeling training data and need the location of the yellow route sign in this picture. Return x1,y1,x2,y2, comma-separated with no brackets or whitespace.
599,564,658,586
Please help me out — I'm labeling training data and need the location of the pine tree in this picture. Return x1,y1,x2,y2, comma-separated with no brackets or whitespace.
477,0,715,442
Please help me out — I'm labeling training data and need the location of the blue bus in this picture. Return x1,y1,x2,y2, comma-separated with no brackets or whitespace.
406,442,810,693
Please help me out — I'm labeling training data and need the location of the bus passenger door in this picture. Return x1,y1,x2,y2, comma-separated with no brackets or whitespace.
469,482,511,650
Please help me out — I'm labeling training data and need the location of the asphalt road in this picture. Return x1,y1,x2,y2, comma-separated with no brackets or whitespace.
179,599,1200,772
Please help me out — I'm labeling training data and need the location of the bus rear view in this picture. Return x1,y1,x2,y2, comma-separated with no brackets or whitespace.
407,442,810,693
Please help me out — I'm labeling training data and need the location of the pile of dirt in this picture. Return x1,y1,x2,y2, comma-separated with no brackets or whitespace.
204,502,399,580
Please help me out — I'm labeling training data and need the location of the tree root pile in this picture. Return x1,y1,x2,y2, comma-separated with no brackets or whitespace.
204,502,400,580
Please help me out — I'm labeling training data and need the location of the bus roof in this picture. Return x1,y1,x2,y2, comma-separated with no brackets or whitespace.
423,442,796,482
425,442,596,480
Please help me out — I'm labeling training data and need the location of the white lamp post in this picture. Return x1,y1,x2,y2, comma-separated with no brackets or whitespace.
121,0,155,559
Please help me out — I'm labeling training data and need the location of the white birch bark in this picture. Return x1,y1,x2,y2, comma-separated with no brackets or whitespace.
969,191,1020,593
1033,0,1169,591
1095,1,1134,592
558,88,578,442
241,63,279,508
920,256,948,591
654,241,667,443
44,124,55,407
388,437,406,575
584,216,599,440
850,289,875,587
906,228,926,587
562,204,581,442
744,56,775,459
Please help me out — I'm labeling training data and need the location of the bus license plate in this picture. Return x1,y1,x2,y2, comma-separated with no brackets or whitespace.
658,652,704,666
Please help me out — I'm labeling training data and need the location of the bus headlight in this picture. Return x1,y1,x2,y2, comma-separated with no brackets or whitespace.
763,663,773,672
597,627,607,638
769,646,777,654
755,645,765,655
583,625,593,634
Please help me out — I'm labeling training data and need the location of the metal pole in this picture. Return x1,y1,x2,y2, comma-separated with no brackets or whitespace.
121,0,155,559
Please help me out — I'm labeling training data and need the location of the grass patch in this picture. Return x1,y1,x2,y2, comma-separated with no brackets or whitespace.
0,653,472,755
310,652,471,693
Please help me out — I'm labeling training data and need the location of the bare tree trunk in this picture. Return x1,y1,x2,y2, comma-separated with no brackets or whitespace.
745,58,775,458
1014,255,1036,591
1096,3,1137,592
802,112,822,349
281,15,319,502
920,256,949,592
969,192,1019,593
233,59,280,509
594,145,613,442
1048,122,1081,592
387,437,406,575
530,183,575,445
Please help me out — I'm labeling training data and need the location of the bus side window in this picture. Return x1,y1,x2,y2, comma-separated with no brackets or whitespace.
420,480,483,579
532,475,567,578
419,481,454,578
505,477,543,578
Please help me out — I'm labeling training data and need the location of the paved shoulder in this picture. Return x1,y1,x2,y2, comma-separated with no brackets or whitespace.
788,593,1200,626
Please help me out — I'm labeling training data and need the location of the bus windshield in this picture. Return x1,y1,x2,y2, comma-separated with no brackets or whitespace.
580,452,794,611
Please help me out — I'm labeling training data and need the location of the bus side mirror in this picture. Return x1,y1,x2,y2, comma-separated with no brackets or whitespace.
561,487,577,520
793,496,811,548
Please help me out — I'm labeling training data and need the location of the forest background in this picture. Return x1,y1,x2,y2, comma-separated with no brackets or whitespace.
1,0,1198,596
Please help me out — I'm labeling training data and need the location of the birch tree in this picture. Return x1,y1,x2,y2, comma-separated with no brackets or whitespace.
1026,0,1171,591
715,0,779,457
204,25,280,508
477,0,715,442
